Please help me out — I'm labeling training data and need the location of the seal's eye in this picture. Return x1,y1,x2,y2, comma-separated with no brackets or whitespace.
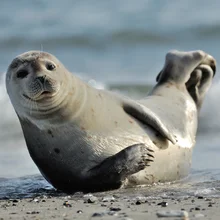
17,70,29,79
46,63,56,71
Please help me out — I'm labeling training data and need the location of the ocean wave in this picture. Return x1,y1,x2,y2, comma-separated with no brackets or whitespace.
191,24,220,38
0,31,175,50
2,25,220,49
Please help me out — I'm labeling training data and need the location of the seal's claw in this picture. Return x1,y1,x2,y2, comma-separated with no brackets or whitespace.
138,144,154,168
210,60,216,76
202,54,216,76
147,153,154,158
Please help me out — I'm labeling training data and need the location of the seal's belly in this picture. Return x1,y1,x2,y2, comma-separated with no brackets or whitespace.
81,121,193,185
91,137,192,185
127,145,192,186
74,89,195,184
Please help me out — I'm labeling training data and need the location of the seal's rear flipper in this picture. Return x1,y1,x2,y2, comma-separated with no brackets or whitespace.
123,101,176,144
86,143,154,191
156,50,216,85
186,64,215,110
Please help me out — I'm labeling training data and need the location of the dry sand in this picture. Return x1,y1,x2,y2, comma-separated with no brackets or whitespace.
0,191,220,220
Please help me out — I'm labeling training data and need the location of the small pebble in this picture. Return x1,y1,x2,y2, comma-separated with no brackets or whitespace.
194,213,205,218
12,199,19,203
63,201,72,207
195,207,200,211
135,200,142,205
197,196,204,199
102,196,115,202
26,211,40,214
92,212,105,217
87,196,98,203
157,202,168,207
135,196,147,205
156,210,188,218
91,211,121,218
107,211,118,216
83,194,98,203
77,210,83,214
83,193,93,198
109,207,121,212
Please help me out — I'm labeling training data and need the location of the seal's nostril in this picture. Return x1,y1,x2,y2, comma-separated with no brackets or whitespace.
37,76,46,84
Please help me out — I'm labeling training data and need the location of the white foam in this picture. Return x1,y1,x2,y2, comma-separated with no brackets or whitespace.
87,79,106,90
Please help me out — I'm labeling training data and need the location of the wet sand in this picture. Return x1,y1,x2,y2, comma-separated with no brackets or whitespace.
1,192,220,220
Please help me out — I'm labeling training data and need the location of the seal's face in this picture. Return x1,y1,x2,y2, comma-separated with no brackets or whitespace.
6,51,69,119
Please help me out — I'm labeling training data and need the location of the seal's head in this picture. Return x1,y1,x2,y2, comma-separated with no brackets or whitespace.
6,51,71,121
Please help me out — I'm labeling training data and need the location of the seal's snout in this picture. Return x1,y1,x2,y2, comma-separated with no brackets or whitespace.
35,75,57,95
36,76,46,84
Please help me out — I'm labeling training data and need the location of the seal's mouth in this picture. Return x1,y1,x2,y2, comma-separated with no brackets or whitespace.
41,91,51,95
23,91,53,101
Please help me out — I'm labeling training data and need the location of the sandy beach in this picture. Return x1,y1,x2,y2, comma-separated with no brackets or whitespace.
1,189,220,220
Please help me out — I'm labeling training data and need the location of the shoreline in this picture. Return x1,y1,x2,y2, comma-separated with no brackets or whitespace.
1,190,220,220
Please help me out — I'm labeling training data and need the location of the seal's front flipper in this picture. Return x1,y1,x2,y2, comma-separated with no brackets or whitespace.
123,101,176,144
86,143,154,191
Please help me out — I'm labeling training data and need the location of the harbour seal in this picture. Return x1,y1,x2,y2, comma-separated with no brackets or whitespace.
6,50,216,192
